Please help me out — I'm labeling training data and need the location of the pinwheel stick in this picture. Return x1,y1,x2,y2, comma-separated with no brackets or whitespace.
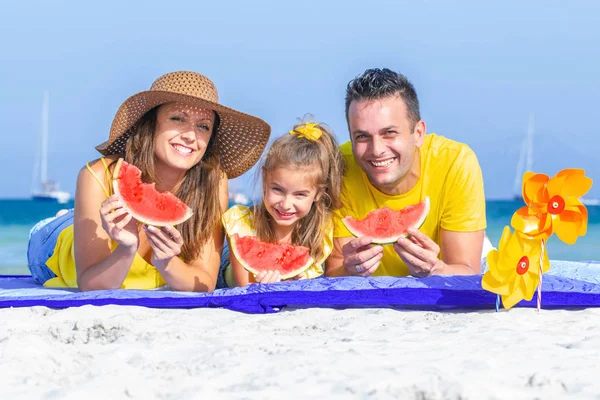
537,239,545,312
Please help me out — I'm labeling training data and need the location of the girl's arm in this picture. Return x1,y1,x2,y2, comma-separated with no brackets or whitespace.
148,174,229,292
75,158,139,291
228,235,254,286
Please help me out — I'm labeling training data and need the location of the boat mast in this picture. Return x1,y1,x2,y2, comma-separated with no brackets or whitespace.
525,112,534,174
40,90,49,186
513,112,534,198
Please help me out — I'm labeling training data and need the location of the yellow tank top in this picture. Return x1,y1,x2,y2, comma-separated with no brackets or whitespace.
44,157,167,289
221,205,332,287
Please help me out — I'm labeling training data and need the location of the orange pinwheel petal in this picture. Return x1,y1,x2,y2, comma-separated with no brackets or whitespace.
547,169,592,197
553,210,584,244
576,205,588,236
521,171,536,203
511,207,552,239
565,197,584,207
554,168,585,178
523,173,549,205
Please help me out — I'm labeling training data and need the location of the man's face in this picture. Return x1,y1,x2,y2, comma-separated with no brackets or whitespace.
348,95,425,195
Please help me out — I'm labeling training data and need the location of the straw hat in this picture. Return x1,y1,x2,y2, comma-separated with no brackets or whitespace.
95,71,271,178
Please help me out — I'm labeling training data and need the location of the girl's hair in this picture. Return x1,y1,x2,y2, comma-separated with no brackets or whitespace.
110,105,222,263
253,120,346,262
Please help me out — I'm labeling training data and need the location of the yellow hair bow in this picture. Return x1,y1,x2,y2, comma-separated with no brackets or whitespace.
290,123,322,141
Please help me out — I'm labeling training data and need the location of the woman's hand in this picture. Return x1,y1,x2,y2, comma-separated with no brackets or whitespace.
144,224,184,270
99,194,139,249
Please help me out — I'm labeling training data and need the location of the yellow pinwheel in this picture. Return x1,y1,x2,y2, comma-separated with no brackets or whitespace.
482,226,550,309
511,168,592,244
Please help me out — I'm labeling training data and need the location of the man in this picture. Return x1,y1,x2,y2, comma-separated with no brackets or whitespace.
326,68,486,278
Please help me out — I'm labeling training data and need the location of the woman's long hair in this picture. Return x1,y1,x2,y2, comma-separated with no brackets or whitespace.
109,106,223,263
253,121,345,262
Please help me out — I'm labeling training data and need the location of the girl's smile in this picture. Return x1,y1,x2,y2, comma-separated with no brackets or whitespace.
264,166,320,237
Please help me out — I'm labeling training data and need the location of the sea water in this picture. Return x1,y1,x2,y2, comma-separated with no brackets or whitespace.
0,199,598,275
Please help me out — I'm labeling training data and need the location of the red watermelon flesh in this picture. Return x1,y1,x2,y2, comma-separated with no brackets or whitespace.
342,197,430,244
230,233,314,280
112,158,193,226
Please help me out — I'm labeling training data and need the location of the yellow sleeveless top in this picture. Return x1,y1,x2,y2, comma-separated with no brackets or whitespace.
44,158,167,289
221,205,332,287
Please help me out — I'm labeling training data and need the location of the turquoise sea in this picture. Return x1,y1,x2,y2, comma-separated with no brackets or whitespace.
0,199,598,275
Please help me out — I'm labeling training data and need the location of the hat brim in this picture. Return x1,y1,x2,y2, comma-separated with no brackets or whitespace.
95,90,271,179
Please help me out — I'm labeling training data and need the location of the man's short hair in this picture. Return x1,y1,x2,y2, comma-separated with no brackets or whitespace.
345,68,421,127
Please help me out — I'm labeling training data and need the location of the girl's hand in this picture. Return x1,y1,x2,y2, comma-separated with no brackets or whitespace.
144,224,184,270
254,270,281,284
99,194,139,249
291,271,308,280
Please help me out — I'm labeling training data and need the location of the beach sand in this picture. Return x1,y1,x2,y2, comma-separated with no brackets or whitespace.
1,306,599,399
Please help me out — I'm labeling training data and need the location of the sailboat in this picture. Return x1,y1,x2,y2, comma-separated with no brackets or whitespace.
512,112,599,206
31,91,71,204
512,112,534,201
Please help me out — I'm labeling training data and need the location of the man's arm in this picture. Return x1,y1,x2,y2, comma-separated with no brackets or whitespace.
393,227,483,277
438,228,484,274
437,146,486,275
394,145,486,277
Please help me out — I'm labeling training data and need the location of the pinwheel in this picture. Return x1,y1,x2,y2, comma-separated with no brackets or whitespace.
482,226,550,309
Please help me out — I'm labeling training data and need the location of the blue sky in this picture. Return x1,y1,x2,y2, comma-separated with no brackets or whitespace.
1,0,599,200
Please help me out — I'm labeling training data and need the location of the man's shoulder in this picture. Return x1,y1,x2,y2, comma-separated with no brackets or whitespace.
339,140,354,158
423,133,478,165
425,133,473,154
339,141,363,174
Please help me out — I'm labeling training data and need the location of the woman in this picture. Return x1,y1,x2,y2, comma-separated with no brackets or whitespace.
27,71,271,292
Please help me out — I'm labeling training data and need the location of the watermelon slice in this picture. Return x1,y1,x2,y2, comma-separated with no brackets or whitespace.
342,197,430,244
112,158,193,226
230,233,314,280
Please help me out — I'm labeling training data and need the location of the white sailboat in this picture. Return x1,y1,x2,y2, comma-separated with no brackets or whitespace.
513,112,534,201
512,112,598,205
31,91,71,204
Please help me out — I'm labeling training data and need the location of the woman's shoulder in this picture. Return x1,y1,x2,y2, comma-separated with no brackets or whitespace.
78,155,121,176
76,155,122,198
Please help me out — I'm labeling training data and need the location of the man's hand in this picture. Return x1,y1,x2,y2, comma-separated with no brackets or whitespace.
393,228,443,277
342,236,384,276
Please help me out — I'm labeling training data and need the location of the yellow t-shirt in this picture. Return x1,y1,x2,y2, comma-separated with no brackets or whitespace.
332,133,487,276
222,205,331,287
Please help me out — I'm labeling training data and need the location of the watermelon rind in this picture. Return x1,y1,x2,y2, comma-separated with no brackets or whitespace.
112,158,193,227
342,196,430,244
230,234,314,280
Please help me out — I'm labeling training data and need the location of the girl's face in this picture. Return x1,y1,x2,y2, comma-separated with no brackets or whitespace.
264,166,320,229
153,102,216,173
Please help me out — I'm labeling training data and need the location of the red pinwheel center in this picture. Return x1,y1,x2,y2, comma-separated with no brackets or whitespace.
548,195,565,215
516,256,529,275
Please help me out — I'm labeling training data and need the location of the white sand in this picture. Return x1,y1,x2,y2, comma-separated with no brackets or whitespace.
1,306,599,399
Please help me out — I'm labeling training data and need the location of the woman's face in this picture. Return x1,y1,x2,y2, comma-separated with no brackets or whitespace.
153,102,216,173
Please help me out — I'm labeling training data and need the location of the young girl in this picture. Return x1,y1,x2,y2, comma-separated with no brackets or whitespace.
219,121,345,287
27,71,271,292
